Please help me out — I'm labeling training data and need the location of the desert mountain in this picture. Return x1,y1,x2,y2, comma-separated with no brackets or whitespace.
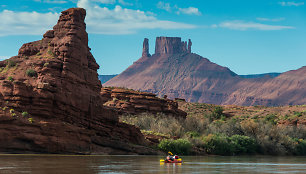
105,37,306,106
226,66,306,106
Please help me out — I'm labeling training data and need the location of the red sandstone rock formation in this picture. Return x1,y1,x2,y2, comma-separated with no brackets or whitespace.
0,8,156,154
101,87,187,118
105,37,306,106
142,38,151,57
155,37,190,54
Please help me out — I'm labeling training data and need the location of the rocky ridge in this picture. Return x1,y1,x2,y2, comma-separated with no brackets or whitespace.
101,87,187,118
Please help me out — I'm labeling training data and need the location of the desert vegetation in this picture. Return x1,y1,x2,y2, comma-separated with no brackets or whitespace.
120,102,306,156
0,60,17,74
26,69,37,77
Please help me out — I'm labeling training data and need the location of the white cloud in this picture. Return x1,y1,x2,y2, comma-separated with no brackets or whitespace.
157,1,201,16
94,0,116,4
157,1,171,12
0,10,59,36
0,0,196,36
256,17,285,22
35,0,68,4
48,7,64,12
0,56,9,60
278,1,304,6
118,0,133,6
218,20,294,31
211,24,218,28
177,7,201,16
77,0,196,34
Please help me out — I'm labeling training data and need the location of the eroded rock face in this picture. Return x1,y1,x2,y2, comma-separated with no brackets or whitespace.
0,8,155,154
101,87,187,118
155,37,191,55
13,8,111,123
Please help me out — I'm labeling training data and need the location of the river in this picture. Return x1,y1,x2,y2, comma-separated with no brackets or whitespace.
0,155,305,173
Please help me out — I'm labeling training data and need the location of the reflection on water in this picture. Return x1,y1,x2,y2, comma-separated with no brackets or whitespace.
0,155,305,174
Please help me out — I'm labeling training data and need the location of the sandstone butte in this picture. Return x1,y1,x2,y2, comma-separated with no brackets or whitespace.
0,8,186,154
105,37,306,106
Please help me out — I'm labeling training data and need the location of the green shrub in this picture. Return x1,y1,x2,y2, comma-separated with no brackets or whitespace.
202,134,258,155
294,111,302,117
202,134,234,155
7,76,14,82
214,106,224,116
7,60,16,67
293,138,306,155
120,113,184,137
230,135,258,154
22,112,29,117
184,116,208,134
208,106,224,120
47,49,56,57
28,117,34,123
158,139,192,155
186,131,200,138
265,114,277,125
43,63,49,67
26,69,37,77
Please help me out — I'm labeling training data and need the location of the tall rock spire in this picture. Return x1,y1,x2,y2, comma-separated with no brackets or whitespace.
16,8,107,121
0,7,149,154
142,38,151,57
188,39,192,53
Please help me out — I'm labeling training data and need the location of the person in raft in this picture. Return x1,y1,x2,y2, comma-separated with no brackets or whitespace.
166,152,180,161
166,152,174,161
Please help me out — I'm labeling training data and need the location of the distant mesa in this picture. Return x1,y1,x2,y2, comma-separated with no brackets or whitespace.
154,37,192,55
105,36,306,106
142,37,192,57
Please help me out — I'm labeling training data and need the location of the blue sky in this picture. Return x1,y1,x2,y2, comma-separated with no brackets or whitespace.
0,0,305,75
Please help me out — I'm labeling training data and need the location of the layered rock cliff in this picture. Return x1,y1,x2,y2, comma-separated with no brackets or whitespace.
105,37,306,106
0,8,156,154
101,87,187,118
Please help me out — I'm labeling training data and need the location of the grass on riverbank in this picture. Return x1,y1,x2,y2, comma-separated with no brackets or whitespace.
120,103,306,156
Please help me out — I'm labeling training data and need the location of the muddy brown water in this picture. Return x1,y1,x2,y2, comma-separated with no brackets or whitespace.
0,155,305,173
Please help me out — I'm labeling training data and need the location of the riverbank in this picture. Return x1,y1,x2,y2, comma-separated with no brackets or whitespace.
120,102,306,156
